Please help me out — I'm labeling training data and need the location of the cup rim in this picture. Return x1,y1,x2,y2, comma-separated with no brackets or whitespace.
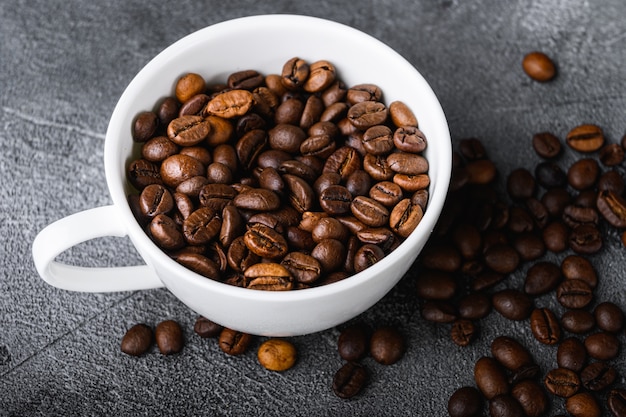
104,14,452,303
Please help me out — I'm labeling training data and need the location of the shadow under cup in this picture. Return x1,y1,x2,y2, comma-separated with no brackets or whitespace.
107,15,452,336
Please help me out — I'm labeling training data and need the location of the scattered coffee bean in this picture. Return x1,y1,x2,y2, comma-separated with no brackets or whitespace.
565,391,602,417
155,320,184,355
447,386,482,417
522,51,556,82
121,323,153,356
332,361,368,399
337,323,369,361
369,326,405,365
257,339,297,371
193,316,223,338
544,367,581,398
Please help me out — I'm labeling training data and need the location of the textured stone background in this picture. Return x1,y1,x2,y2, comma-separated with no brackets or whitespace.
1,0,625,415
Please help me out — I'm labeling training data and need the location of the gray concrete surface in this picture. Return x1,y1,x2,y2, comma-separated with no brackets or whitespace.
1,0,625,415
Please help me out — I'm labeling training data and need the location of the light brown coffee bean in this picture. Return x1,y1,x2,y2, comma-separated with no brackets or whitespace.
522,51,556,82
244,263,293,291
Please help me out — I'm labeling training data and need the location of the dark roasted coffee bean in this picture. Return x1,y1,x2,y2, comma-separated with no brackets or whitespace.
157,96,180,127
389,198,423,238
128,159,163,189
512,232,545,261
530,307,561,345
176,252,221,279
121,323,153,356
370,326,405,365
594,301,624,333
569,224,602,254
332,361,367,399
568,158,599,190
206,162,233,184
458,138,486,160
233,188,281,212
227,236,260,272
345,169,372,197
268,123,306,154
608,388,626,417
566,123,604,152
350,196,389,227
133,111,158,142
387,152,429,176
283,174,315,213
416,270,457,300
182,207,221,245
563,204,599,228
474,356,509,400
450,319,476,347
160,154,205,188
319,185,352,215
167,115,210,147
483,244,520,274
300,134,336,159
387,100,417,127
420,244,462,272
236,129,267,171
542,187,571,218
193,316,223,338
544,367,581,398
511,380,548,417
600,142,625,166
346,83,382,105
465,159,497,185
337,323,369,361
421,300,457,323
458,292,491,319
369,181,403,208
491,336,534,372
142,136,179,162
561,309,596,334
507,206,535,233
353,244,385,273
218,328,253,355
150,214,184,250
492,289,533,321
227,69,263,90
557,337,587,372
179,93,209,117
557,279,593,309
323,146,361,181
532,131,561,158
584,331,620,360
448,386,482,417
581,361,617,391
561,254,598,288
598,170,625,194
155,320,184,355
280,252,321,285
312,217,348,242
524,261,561,295
507,168,535,200
522,51,556,82
139,184,174,218
535,161,567,188
566,392,601,417
303,60,336,93
362,125,394,155
311,238,346,273
597,190,626,228
393,126,426,154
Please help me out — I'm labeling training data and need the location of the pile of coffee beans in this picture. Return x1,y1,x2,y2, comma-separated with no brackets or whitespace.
422,129,625,416
126,57,430,290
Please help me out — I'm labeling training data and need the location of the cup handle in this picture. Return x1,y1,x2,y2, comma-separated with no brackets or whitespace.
32,205,164,292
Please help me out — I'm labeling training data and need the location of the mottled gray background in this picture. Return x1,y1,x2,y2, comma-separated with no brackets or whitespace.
1,0,625,415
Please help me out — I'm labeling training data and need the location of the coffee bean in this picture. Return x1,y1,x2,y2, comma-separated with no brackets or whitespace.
244,262,293,291
511,380,548,417
416,270,457,300
155,320,184,355
175,252,221,280
561,309,596,334
561,254,598,288
175,72,205,103
458,292,491,319
193,316,222,338
218,328,253,355
492,289,533,321
447,386,482,417
567,158,599,190
393,126,426,153
369,326,405,365
565,392,601,417
319,185,352,215
542,220,569,252
483,244,520,274
450,319,476,347
421,300,458,323
608,388,626,417
490,336,534,372
557,337,588,372
337,323,369,361
139,184,174,218
324,146,362,181
530,307,561,345
280,252,321,285
524,261,562,295
149,214,185,250
121,323,153,356
544,367,581,398
160,154,205,188
584,331,620,360
522,51,556,82
594,301,624,333
557,279,594,309
474,356,509,400
581,361,617,391
157,96,180,127
507,168,536,200
532,131,561,158
311,238,346,273
597,190,626,228
332,361,368,399
353,244,385,273
347,100,388,130
257,339,297,372
244,223,288,259
350,196,390,227
566,124,604,153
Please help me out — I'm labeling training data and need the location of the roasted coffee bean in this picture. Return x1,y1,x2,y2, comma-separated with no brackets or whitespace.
300,134,336,159
387,152,428,176
218,328,253,355
323,146,361,181
236,129,267,171
389,198,423,237
319,185,352,215
450,319,476,347
142,136,179,162
311,238,346,272
532,131,561,158
563,204,599,228
337,323,369,361
121,323,153,356
483,244,520,274
535,161,567,188
350,196,390,227
491,336,534,372
150,214,184,250
320,101,349,123
511,380,548,417
139,184,174,218
600,142,625,166
557,279,593,309
193,316,223,338
565,392,601,417
561,309,596,334
346,83,382,105
362,125,394,155
132,111,159,143
227,69,264,90
507,168,536,200
597,190,626,227
393,126,426,154
522,51,556,82
542,187,571,218
363,153,394,181
268,123,306,154
388,100,418,128
608,388,626,417
345,170,372,197
182,207,221,245
128,159,163,190
353,244,385,273
598,169,625,194
283,174,315,213
257,339,297,372
448,386,482,417
227,236,260,272
178,93,209,117
244,223,288,259
561,254,598,288
160,154,205,188
416,270,457,300
205,89,254,119
369,326,404,365
567,158,599,190
175,72,205,103
474,356,509,400
566,124,604,153
524,261,562,295
233,188,281,212
155,320,184,355
464,159,496,185
581,361,617,391
347,100,388,130
205,162,232,184
544,367,581,398
594,301,624,333
369,181,403,207
584,331,620,360
512,232,545,261
311,217,348,243
176,252,221,280
302,60,336,93
280,252,321,285
421,300,457,323
298,95,325,130
420,244,462,272
557,337,587,372
211,144,238,172
458,292,491,319
166,115,211,147
393,173,430,192
157,96,180,127
279,159,317,183
492,289,533,321
332,361,368,399
530,307,561,345
569,223,602,254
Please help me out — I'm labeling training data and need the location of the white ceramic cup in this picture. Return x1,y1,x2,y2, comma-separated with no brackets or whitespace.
32,15,451,336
